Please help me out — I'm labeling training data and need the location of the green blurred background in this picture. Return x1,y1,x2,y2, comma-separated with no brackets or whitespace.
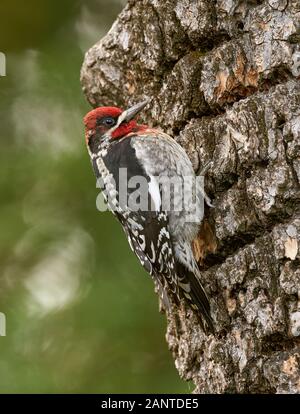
0,0,189,393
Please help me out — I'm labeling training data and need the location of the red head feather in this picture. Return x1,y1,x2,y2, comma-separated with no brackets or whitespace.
84,101,149,145
83,107,122,131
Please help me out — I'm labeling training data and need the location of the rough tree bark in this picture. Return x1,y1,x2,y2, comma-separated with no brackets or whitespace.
81,0,300,393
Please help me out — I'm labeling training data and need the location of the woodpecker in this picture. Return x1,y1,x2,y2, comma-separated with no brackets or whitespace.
84,100,214,332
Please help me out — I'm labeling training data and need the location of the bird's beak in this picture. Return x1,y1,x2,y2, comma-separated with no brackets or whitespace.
122,99,149,123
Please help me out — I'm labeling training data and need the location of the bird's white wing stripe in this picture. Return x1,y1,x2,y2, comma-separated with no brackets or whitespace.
148,175,161,212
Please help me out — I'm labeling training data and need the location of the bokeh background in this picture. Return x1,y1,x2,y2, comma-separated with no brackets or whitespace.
0,0,189,393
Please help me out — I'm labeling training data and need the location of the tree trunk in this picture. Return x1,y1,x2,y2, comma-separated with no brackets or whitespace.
81,0,300,393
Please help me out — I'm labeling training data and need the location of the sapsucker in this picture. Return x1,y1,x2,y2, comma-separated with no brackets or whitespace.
84,100,214,332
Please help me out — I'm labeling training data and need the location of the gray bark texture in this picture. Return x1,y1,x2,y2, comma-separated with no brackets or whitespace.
81,0,300,393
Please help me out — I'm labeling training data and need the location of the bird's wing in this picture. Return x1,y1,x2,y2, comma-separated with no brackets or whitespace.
116,205,179,300
98,135,179,297
129,133,213,330
98,133,213,329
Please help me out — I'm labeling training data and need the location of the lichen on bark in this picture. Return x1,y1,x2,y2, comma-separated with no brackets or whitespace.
81,0,300,393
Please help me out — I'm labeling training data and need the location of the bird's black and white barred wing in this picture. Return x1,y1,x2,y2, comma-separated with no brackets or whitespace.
129,133,213,329
120,208,213,330
96,133,213,329
116,208,180,306
96,135,180,300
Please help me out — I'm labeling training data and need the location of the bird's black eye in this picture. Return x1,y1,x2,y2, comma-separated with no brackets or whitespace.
102,117,116,127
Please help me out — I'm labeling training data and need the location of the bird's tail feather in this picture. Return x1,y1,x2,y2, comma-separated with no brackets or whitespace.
176,261,214,334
